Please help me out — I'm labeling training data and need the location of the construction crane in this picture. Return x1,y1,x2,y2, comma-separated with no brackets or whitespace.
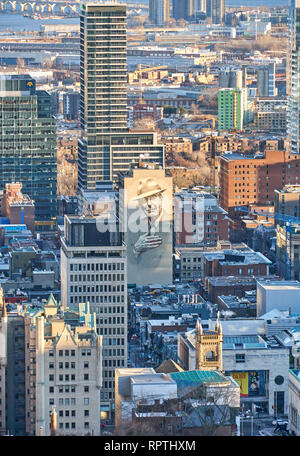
235,205,300,280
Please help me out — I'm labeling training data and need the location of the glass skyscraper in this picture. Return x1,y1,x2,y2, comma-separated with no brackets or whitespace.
78,2,164,190
287,0,300,154
0,75,57,229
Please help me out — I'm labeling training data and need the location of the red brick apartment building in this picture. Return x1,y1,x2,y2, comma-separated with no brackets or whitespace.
219,150,300,215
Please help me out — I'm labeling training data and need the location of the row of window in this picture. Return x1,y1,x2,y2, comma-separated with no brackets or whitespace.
70,295,125,304
49,397,90,406
48,349,91,357
70,263,124,271
49,361,89,370
69,274,124,282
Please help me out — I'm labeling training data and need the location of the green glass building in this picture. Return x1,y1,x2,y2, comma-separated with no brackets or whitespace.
0,75,57,230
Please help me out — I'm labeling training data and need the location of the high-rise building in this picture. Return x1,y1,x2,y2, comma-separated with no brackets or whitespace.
78,3,164,189
60,215,128,419
149,0,170,26
118,164,173,287
0,75,57,230
287,0,300,154
219,67,246,89
24,303,102,436
218,88,248,131
257,63,277,97
206,0,225,24
172,0,197,21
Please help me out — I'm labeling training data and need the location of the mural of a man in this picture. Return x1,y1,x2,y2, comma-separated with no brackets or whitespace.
132,178,167,258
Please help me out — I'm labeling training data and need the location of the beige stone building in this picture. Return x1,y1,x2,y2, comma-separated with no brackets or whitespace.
25,311,102,436
0,288,7,435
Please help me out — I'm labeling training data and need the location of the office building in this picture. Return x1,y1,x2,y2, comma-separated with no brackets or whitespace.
206,0,225,25
257,63,277,97
276,224,300,279
287,0,300,154
78,3,164,189
149,0,170,26
0,75,57,231
218,88,248,131
60,215,128,419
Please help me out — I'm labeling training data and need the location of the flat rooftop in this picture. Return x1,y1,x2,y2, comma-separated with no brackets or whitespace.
257,280,300,290
131,374,176,385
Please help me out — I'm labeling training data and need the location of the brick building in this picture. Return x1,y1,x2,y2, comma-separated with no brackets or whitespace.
174,190,229,246
2,183,35,234
201,249,271,278
219,150,300,215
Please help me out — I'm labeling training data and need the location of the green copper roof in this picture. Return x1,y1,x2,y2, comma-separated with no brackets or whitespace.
169,370,227,395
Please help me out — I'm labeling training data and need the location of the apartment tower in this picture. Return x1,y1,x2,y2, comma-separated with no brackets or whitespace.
78,2,164,189
287,0,300,154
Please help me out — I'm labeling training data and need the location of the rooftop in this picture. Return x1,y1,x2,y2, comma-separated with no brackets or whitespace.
169,370,229,395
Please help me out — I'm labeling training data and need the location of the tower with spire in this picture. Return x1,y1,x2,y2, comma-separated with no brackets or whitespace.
195,312,223,372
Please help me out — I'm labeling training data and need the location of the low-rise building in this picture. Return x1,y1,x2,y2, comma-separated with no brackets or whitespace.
256,280,300,317
178,321,289,415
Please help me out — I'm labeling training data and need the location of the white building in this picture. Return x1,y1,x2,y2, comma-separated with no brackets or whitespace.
256,280,300,317
114,368,177,429
60,215,128,420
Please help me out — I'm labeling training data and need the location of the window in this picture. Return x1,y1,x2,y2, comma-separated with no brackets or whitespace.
49,350,54,357
49,363,54,369
84,422,89,429
84,398,89,405
71,350,75,357
49,375,54,381
72,423,76,429
84,410,89,417
71,398,76,405
59,350,63,357
84,374,89,380
49,399,54,406
84,386,89,393
49,387,54,393
84,362,89,369
236,354,245,363
71,410,76,417
65,399,70,406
